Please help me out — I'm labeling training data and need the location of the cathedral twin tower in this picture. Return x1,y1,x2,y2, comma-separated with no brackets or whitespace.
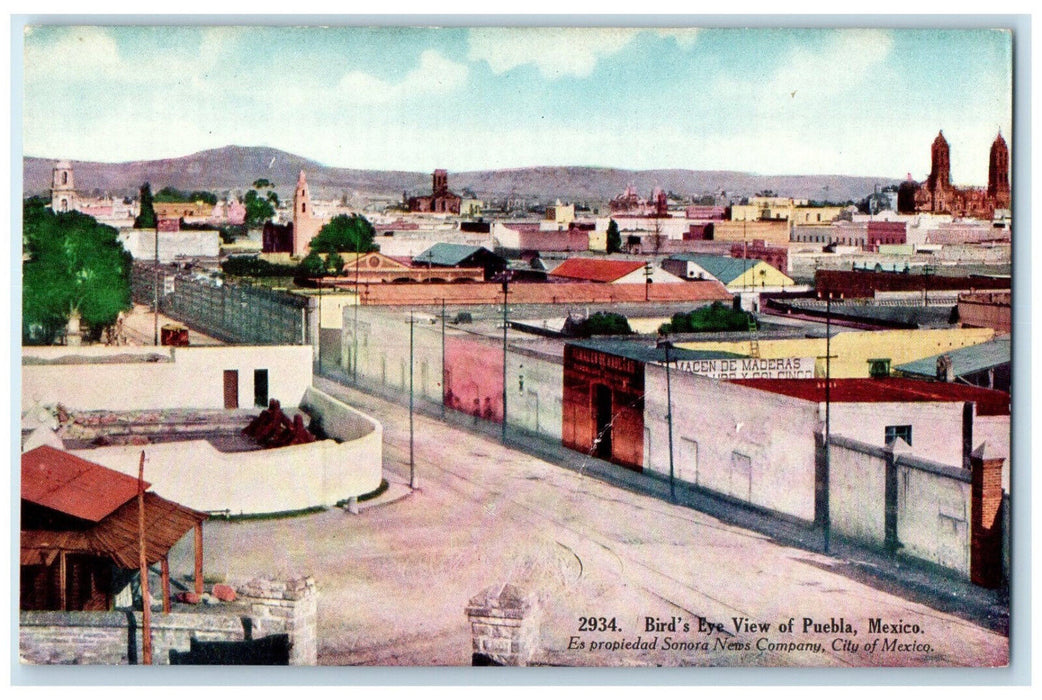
905,130,1010,219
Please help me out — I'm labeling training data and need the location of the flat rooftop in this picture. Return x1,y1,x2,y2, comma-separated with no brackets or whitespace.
729,377,1010,416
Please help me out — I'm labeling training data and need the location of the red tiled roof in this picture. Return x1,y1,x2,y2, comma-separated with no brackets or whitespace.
22,491,207,568
729,377,1010,416
21,446,148,523
338,281,732,306
549,258,647,283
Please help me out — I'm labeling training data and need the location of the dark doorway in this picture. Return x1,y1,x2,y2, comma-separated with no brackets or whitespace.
223,370,239,409
254,369,269,408
594,384,613,459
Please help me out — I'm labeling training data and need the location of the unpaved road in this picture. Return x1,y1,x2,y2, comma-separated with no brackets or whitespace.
168,377,1008,668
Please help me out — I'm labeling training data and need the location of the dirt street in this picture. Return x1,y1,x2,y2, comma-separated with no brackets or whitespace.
167,377,1008,668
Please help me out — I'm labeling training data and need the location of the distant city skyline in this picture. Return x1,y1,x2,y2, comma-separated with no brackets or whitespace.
22,25,1012,184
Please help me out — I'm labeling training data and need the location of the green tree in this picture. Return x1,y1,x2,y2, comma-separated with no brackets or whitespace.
134,182,157,229
310,214,377,254
299,251,327,277
326,251,345,275
658,301,755,334
606,219,622,254
23,200,133,344
242,189,276,228
564,312,633,338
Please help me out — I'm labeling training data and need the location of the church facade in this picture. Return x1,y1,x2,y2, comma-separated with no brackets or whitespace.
903,131,1010,219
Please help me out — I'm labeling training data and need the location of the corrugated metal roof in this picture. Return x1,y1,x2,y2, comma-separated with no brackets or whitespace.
342,281,732,306
895,337,1011,377
22,491,207,568
667,254,761,285
413,243,491,267
568,339,744,364
729,377,1010,416
549,258,646,283
21,446,148,523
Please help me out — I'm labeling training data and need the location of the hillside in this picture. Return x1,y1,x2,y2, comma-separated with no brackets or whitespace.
23,145,900,204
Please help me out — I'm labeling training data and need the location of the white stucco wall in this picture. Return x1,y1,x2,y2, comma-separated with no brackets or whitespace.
66,387,382,515
828,401,967,466
22,345,313,412
644,369,820,522
828,439,887,548
118,229,220,262
896,458,971,577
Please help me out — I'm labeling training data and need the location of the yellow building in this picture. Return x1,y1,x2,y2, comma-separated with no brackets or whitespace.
675,327,997,378
663,254,794,291
712,220,791,245
791,206,844,226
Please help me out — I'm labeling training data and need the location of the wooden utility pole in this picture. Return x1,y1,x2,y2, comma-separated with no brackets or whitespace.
137,451,153,665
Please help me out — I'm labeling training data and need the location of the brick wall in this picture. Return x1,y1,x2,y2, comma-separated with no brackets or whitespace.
970,447,1005,588
19,576,317,665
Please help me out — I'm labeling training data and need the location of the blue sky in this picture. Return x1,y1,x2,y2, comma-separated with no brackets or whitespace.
22,25,1012,183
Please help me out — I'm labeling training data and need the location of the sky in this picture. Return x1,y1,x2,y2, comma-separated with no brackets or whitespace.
21,24,1013,183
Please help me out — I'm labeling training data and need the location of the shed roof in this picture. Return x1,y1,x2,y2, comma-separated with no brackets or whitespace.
549,258,646,283
667,254,762,284
22,491,207,569
413,243,495,267
895,336,1011,378
21,446,148,523
729,377,1010,416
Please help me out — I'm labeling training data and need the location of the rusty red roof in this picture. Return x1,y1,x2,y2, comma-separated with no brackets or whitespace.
22,491,207,568
729,377,1010,416
549,258,647,283
21,446,148,523
337,280,731,306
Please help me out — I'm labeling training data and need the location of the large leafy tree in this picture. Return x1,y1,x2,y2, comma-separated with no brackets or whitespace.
658,301,755,334
23,199,133,344
310,214,377,254
242,188,277,227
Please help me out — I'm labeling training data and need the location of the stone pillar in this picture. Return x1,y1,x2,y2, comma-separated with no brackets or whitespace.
238,576,318,665
969,443,1004,588
465,583,539,666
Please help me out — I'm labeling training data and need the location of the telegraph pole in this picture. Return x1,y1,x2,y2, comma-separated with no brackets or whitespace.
659,341,676,503
501,273,510,443
441,298,446,417
409,310,416,489
153,227,159,346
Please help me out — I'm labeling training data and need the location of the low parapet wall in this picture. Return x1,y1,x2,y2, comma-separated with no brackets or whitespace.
67,387,382,516
19,576,317,665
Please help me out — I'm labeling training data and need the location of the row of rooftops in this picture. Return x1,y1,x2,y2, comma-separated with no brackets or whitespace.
566,338,1010,416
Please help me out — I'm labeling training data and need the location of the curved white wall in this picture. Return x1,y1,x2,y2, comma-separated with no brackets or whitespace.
67,388,382,516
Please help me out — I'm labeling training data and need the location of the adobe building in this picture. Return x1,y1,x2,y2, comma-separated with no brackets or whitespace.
408,169,462,214
561,340,742,470
904,131,1011,219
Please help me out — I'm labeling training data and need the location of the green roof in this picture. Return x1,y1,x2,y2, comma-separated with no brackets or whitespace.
895,337,1011,378
413,243,493,267
568,338,745,364
668,254,761,285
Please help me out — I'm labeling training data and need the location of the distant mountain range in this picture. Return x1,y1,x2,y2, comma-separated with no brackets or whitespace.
23,145,901,205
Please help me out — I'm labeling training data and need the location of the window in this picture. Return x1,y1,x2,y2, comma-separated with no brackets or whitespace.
885,425,912,446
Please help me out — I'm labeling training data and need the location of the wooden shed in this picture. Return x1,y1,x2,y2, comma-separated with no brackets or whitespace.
20,446,208,612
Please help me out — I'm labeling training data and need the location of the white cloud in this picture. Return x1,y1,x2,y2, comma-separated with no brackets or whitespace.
338,50,468,104
24,26,122,82
653,28,701,48
766,29,894,101
467,27,646,79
